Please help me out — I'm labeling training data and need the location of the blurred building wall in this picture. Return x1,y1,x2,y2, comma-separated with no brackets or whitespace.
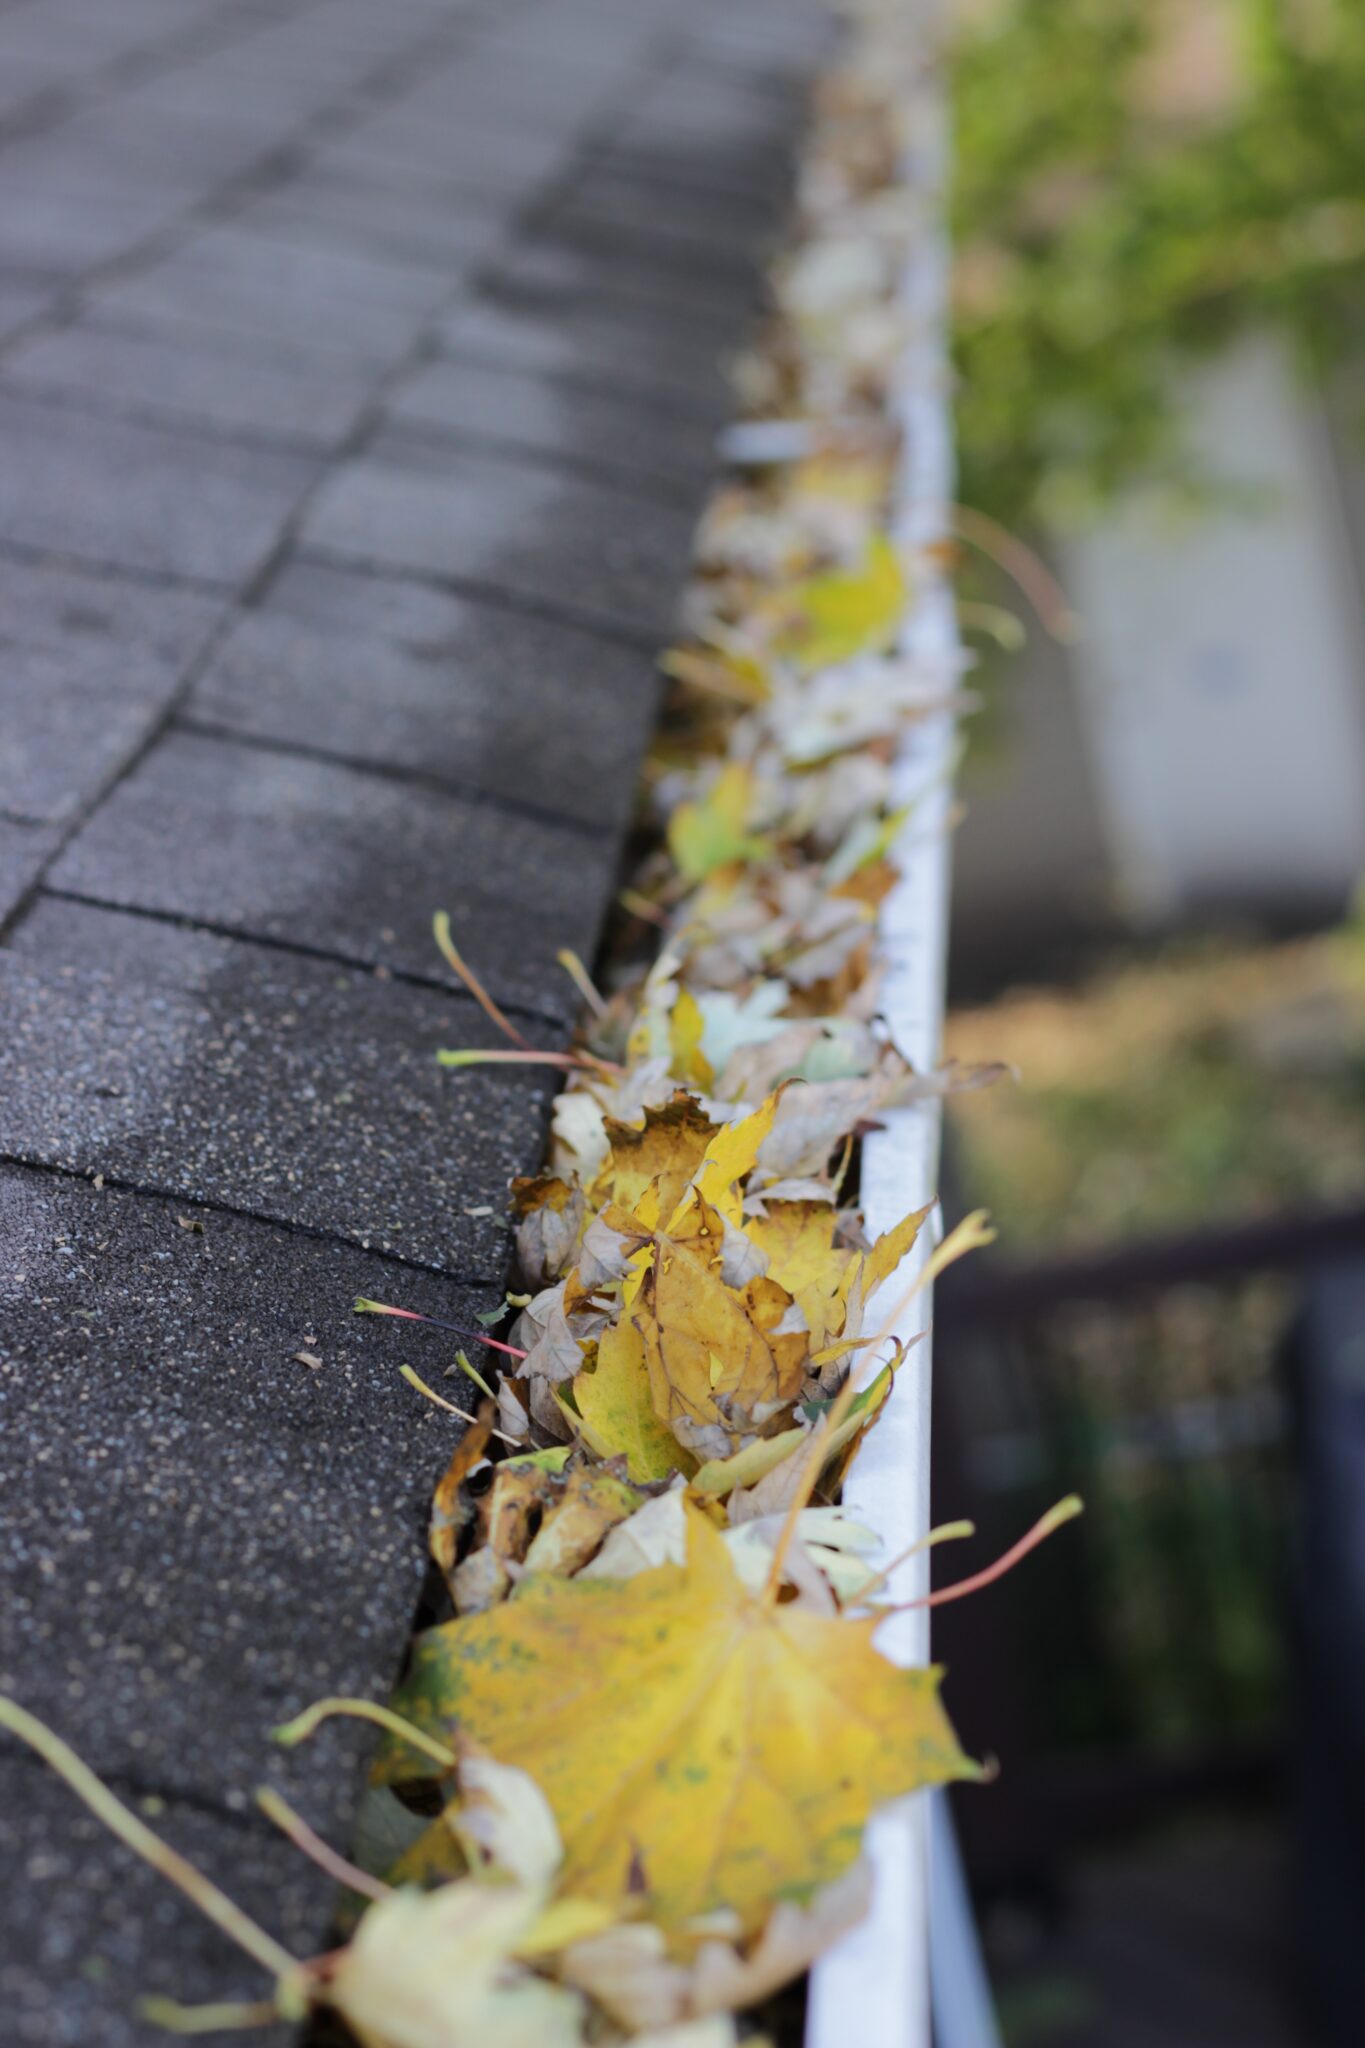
952,338,1365,992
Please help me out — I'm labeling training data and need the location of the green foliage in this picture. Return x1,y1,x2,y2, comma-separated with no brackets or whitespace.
952,0,1365,529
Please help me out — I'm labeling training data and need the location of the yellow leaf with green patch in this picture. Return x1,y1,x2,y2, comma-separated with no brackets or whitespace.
378,1505,974,1930
666,762,771,883
771,533,907,674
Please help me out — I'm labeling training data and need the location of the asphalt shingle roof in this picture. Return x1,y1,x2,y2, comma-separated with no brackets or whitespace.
0,0,831,2033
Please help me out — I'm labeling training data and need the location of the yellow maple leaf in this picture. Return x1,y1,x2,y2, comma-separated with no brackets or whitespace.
571,1318,693,1485
589,1095,719,1218
818,1201,934,1363
379,1506,974,1929
668,1095,777,1233
744,1201,855,1351
635,1199,807,1438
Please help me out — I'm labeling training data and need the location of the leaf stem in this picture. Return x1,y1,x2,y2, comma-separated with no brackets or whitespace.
899,1497,1084,1612
354,1298,527,1360
138,1998,281,2034
0,1695,298,1982
850,1519,977,1607
272,1697,457,1771
949,504,1081,642
399,1364,522,1445
432,912,530,1048
255,1789,389,1903
760,1371,863,1606
858,1208,996,1363
557,948,608,1019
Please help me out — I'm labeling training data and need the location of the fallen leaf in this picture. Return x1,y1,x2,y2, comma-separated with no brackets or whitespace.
589,1095,720,1219
633,1196,808,1447
510,1286,593,1386
451,1755,562,1890
572,1319,692,1486
511,1177,587,1290
724,1508,881,1604
667,763,772,883
764,533,907,673
577,1489,688,1581
521,1467,642,1579
559,1863,869,2031
379,1504,973,1929
558,1923,690,2031
430,1406,494,1604
688,1859,871,2013
324,1882,584,2048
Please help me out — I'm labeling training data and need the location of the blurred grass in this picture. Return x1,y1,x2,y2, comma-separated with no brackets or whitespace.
945,921,1365,1252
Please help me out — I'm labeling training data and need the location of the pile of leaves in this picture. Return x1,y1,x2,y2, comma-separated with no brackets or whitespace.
0,5,1074,2043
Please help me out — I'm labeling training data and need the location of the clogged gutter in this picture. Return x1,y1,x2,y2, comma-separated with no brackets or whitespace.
0,5,1079,2044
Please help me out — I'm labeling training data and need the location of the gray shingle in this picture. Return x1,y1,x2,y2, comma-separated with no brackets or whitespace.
385,355,714,496
0,1162,497,1818
0,554,225,823
436,292,730,420
90,225,452,368
0,176,181,278
0,1758,326,2048
0,820,58,922
300,432,693,637
3,317,374,450
191,557,656,833
0,897,556,1275
0,394,315,585
229,164,506,276
51,726,623,1019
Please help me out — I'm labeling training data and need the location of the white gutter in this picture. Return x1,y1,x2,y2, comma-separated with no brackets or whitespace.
804,44,962,2048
